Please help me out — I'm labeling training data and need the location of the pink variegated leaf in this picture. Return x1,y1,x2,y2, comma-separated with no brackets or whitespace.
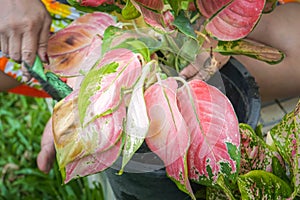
53,89,126,176
78,48,142,126
80,101,126,153
204,0,266,41
46,12,116,76
177,79,240,186
70,12,116,34
64,138,123,183
270,101,300,199
195,0,232,18
239,124,285,176
238,170,292,199
144,78,195,199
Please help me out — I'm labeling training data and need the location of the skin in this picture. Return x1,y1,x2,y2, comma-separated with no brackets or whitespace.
234,3,300,102
0,0,52,81
0,71,20,92
37,118,55,173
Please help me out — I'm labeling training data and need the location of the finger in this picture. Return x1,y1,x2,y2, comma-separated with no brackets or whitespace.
179,52,210,79
1,35,9,57
37,14,51,64
179,63,199,78
37,144,55,173
21,30,39,82
21,31,38,66
8,32,22,62
37,118,55,173
20,62,31,82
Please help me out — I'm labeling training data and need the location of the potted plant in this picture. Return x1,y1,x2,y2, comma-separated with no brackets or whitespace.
43,0,299,199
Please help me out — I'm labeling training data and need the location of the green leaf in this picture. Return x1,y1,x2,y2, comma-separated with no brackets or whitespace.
272,157,290,184
45,71,73,101
270,100,300,198
122,0,141,20
206,187,228,200
167,0,193,15
263,0,278,13
102,26,163,56
172,11,197,39
31,56,47,80
162,33,200,71
137,34,164,53
217,175,236,200
177,37,199,69
215,39,285,64
238,170,292,200
119,62,153,174
102,26,124,55
78,62,119,124
114,40,151,62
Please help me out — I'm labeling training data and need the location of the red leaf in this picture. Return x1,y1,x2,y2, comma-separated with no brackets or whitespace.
196,0,232,18
177,80,240,185
205,0,266,41
78,0,114,7
131,0,170,31
144,78,194,198
46,12,116,76
133,0,164,11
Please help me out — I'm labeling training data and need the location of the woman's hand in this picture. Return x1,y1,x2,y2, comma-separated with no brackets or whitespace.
179,51,229,81
37,117,55,173
0,0,52,80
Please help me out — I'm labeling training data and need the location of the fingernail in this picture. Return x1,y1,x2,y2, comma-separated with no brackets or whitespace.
22,75,31,83
21,72,32,83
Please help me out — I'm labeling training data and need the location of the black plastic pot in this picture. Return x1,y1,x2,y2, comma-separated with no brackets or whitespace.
105,58,261,200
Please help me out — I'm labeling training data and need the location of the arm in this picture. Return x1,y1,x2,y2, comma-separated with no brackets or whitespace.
0,71,20,92
0,0,52,81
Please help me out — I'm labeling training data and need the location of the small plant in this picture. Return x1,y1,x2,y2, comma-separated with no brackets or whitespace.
45,0,300,199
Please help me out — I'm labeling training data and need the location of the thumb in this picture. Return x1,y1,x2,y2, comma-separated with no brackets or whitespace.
37,13,51,64
37,117,56,173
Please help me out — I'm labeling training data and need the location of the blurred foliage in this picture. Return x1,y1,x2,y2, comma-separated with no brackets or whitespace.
0,93,103,200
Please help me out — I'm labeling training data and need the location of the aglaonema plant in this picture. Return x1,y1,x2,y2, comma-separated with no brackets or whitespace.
44,0,300,199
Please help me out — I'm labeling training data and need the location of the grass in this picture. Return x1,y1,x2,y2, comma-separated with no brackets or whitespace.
0,93,104,200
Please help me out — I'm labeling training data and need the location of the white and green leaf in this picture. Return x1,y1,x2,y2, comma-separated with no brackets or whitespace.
119,62,155,173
